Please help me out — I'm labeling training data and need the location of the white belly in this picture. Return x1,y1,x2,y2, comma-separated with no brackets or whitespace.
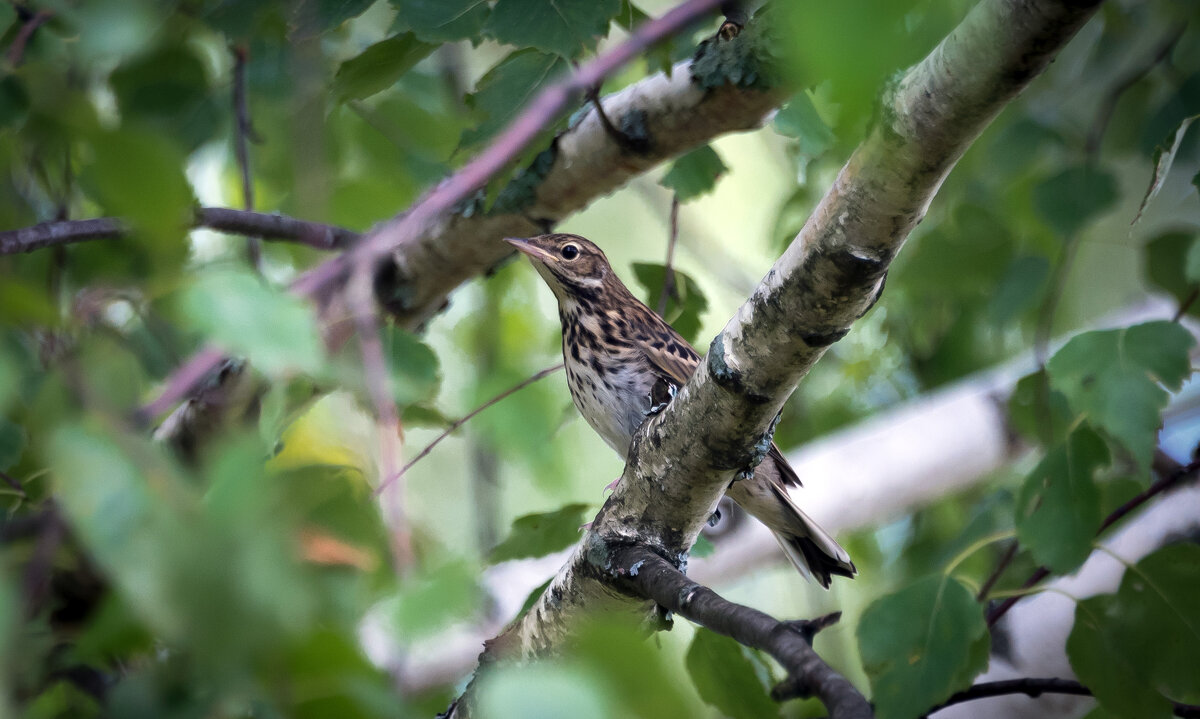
565,351,654,459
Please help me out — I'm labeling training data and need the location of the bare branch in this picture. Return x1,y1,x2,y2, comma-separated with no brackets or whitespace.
0,208,359,255
6,9,53,66
921,677,1200,718
613,546,872,718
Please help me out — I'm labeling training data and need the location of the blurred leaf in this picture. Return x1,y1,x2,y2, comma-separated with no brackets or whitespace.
1185,236,1200,284
1047,321,1195,469
0,280,58,326
691,534,714,558
570,618,696,718
109,45,219,150
476,663,610,719
660,145,728,202
25,681,102,719
0,347,17,414
1033,165,1118,238
631,262,709,344
489,503,589,563
392,561,481,640
180,268,324,376
614,0,673,74
858,575,989,719
0,417,28,471
1145,230,1200,316
1068,543,1200,717
0,75,29,129
987,255,1050,326
519,577,555,616
1007,371,1074,448
483,0,621,59
382,325,440,406
686,628,778,719
773,92,836,158
462,49,569,147
79,128,194,260
333,32,436,103
400,403,453,428
312,0,376,31
1134,114,1198,226
1015,425,1109,573
390,0,490,42
894,205,1015,301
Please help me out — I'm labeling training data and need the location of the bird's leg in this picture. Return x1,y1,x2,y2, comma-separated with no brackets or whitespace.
707,507,722,527
602,476,622,493
734,411,783,482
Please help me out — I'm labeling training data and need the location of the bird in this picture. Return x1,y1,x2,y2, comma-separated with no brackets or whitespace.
505,232,856,587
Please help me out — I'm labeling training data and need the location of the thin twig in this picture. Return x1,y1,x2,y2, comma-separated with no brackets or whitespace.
975,540,1017,602
656,195,680,317
922,677,1200,718
1173,287,1198,322
375,363,564,496
6,9,53,66
348,265,411,573
1085,25,1185,158
0,208,359,255
231,45,262,272
986,455,1200,627
0,470,28,500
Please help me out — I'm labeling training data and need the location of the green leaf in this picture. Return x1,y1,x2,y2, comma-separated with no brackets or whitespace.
773,92,836,158
1145,231,1200,317
1033,165,1118,238
0,417,28,471
462,49,569,148
312,0,375,31
685,628,779,719
483,0,621,59
1068,544,1200,717
631,262,709,344
79,128,195,258
0,75,30,129
1047,322,1195,469
109,45,219,150
389,0,489,42
180,268,324,376
987,255,1050,326
391,561,481,640
691,533,714,558
858,575,989,719
333,32,436,103
476,663,610,719
1133,114,1198,226
382,325,440,406
489,503,589,563
660,145,728,202
1015,425,1109,573
1185,237,1200,285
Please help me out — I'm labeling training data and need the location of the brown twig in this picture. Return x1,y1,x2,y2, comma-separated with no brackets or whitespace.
1173,287,1198,322
375,363,564,496
986,454,1200,627
656,195,681,317
6,9,53,66
0,208,359,255
0,469,28,500
975,540,1017,602
921,677,1200,718
231,45,262,272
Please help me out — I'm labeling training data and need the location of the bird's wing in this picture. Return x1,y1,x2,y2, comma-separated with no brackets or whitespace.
767,442,802,488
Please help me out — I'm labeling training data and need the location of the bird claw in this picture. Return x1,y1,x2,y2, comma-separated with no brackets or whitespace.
603,476,622,493
707,508,722,528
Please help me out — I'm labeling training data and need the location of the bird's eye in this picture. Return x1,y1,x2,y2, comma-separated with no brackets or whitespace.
560,244,580,260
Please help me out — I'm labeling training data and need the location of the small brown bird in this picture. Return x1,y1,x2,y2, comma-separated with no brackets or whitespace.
506,233,856,587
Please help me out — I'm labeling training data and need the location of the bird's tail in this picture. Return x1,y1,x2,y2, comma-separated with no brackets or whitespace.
769,485,857,589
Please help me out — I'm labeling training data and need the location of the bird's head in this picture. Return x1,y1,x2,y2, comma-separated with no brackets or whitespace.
504,233,612,301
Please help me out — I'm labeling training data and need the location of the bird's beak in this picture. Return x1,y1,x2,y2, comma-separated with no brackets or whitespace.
504,237,556,264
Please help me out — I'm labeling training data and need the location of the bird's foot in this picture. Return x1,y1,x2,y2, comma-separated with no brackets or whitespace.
644,382,677,416
603,476,622,493
707,507,722,528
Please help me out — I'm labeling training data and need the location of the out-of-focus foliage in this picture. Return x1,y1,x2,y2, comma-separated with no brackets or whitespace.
1,0,1199,718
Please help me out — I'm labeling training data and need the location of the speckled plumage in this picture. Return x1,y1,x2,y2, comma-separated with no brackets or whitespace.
507,233,856,588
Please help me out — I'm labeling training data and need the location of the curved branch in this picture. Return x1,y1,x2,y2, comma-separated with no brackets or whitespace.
923,677,1200,718
0,208,359,255
613,546,872,718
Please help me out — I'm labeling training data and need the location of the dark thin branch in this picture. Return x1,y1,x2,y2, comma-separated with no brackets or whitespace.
987,454,1200,627
132,346,227,427
922,677,1200,718
1173,287,1198,322
975,540,1017,602
0,469,29,500
656,196,680,317
231,45,263,272
1085,25,1185,158
375,363,564,497
612,545,872,719
0,208,359,255
6,9,53,66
